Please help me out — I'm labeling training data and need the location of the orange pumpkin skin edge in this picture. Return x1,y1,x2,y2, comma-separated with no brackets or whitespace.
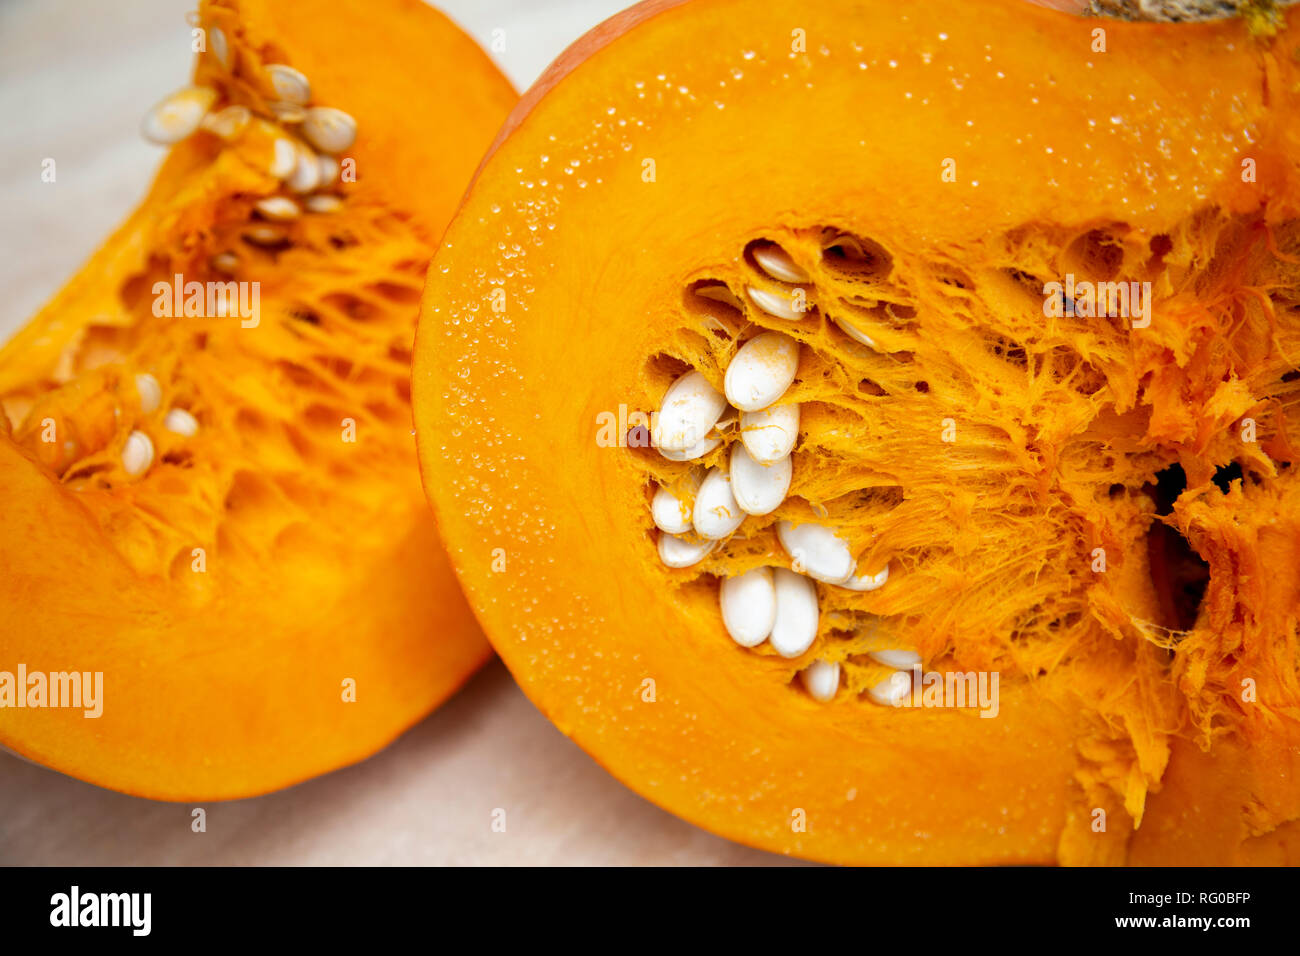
415,0,1300,864
0,0,516,800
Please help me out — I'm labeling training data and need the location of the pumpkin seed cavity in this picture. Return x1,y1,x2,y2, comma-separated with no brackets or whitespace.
0,10,429,583
636,214,1300,713
639,234,932,706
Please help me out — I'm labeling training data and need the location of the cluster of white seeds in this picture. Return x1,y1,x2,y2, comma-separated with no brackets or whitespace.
140,30,356,241
649,241,918,703
118,373,201,478
116,26,359,481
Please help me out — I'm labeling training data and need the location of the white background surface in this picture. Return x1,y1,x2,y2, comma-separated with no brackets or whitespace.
0,0,794,865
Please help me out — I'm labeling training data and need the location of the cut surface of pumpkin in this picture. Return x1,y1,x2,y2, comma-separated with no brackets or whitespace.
0,0,515,800
415,0,1300,863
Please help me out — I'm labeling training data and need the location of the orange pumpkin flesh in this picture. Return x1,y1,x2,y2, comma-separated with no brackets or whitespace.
0,0,515,800
416,0,1300,863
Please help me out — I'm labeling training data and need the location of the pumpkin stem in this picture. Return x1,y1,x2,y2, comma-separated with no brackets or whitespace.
1089,0,1294,31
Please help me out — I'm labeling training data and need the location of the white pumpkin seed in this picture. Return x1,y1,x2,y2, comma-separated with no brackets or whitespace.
657,434,721,462
121,430,154,477
867,669,914,707
266,64,311,105
658,532,715,569
286,143,321,193
840,563,890,591
693,467,745,540
209,26,229,69
747,286,805,320
269,137,297,179
869,648,920,669
269,101,307,124
243,223,287,246
163,408,199,437
316,153,340,187
724,331,799,412
696,284,745,310
651,471,700,535
254,196,301,221
141,86,217,144
834,314,878,349
740,403,799,465
652,370,727,452
134,373,161,414
752,243,810,283
301,106,357,154
304,194,343,214
769,568,819,658
211,251,239,274
719,567,777,648
200,104,250,141
729,441,791,516
777,520,855,584
800,660,840,701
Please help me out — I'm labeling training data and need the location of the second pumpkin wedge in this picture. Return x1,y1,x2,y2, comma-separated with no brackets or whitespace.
415,0,1300,864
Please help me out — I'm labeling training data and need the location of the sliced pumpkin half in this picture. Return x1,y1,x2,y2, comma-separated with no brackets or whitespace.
0,0,516,799
415,0,1300,864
